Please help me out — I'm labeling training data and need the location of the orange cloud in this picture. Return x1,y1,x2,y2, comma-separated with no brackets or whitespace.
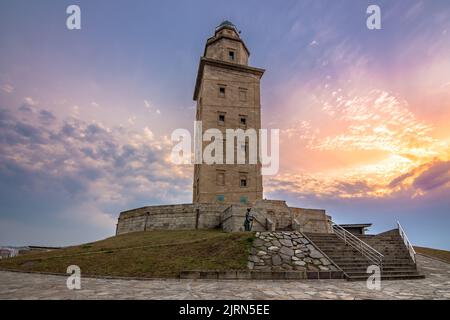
270,88,450,200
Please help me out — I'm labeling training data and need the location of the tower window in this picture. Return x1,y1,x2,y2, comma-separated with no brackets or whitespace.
229,51,235,61
240,116,247,127
216,170,225,186
239,88,247,101
219,86,226,97
223,138,227,159
240,141,248,157
218,113,225,125
240,176,247,187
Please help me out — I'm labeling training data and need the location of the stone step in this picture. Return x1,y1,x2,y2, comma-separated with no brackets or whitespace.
337,263,416,269
334,250,403,256
310,247,370,251
331,258,413,264
365,236,402,238
346,274,425,281
309,239,408,243
309,240,407,245
310,237,404,243
363,240,405,243
323,253,410,258
316,256,412,263
335,260,415,268
344,269,419,275
314,240,408,245
343,266,417,272
364,242,407,245
325,254,411,259
306,234,338,237
304,232,422,282
319,251,409,257
322,250,411,260
364,240,404,246
316,246,410,253
306,238,338,240
326,253,409,259
338,264,415,270
366,242,406,245
371,246,408,249
341,266,417,272
328,261,414,267
366,239,406,241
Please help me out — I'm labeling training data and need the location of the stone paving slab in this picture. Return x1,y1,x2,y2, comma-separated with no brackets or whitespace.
0,255,449,300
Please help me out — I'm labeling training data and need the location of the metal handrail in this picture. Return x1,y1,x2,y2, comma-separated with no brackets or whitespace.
397,221,416,263
332,222,384,269
301,232,344,275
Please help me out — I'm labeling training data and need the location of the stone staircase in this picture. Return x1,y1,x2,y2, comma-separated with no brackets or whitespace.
305,230,425,281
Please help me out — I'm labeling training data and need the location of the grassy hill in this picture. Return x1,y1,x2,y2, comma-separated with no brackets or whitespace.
0,230,254,278
414,246,450,264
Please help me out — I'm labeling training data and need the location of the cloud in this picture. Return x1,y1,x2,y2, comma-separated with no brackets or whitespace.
413,161,450,192
39,109,56,123
388,172,414,189
266,158,450,202
127,115,137,125
0,104,192,241
315,90,435,156
144,99,161,115
275,84,449,201
72,105,80,117
18,97,38,113
23,97,37,106
1,84,14,93
266,173,374,200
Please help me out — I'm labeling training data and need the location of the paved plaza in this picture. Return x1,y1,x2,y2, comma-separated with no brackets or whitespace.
0,254,449,300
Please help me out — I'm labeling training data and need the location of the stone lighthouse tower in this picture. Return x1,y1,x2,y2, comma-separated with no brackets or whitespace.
193,21,265,204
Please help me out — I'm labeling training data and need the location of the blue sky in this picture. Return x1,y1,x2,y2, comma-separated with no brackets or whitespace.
0,0,449,249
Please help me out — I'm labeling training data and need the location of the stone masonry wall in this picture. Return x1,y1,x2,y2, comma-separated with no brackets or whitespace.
248,231,340,273
116,203,229,235
116,201,333,235
192,24,264,205
290,207,332,234
221,204,248,232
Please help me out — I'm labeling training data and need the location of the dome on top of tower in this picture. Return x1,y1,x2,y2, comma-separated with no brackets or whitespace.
215,20,239,33
218,20,235,28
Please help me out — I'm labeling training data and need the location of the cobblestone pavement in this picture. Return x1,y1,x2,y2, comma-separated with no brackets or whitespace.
0,255,449,300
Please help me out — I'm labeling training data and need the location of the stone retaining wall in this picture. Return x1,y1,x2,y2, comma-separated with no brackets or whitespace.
179,269,344,280
248,231,340,273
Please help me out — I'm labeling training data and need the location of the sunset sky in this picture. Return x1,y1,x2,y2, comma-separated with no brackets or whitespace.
1,0,449,249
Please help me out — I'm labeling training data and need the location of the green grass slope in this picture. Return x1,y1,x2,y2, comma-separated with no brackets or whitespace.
0,230,254,278
414,246,450,264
